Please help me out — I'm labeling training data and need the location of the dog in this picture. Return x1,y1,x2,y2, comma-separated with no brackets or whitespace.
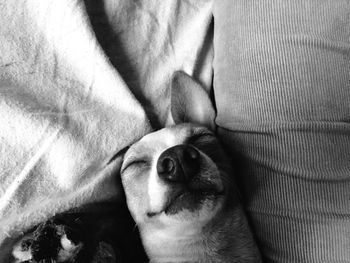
12,72,261,262
120,72,261,263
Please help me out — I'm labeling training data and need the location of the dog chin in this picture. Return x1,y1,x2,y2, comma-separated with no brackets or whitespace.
148,189,226,224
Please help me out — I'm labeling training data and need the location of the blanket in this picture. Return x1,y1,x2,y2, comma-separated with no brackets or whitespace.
0,0,213,260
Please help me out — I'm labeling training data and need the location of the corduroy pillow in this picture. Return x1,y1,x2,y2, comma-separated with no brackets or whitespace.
213,1,350,262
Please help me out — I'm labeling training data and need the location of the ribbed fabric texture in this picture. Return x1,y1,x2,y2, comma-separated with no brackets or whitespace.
213,1,350,262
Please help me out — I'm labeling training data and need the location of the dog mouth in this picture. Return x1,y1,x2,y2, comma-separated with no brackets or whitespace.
146,180,224,218
164,188,224,215
158,177,225,216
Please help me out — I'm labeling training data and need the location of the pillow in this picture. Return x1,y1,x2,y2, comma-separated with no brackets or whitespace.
213,1,350,262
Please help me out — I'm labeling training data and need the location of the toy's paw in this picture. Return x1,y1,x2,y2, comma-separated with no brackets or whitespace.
12,221,83,263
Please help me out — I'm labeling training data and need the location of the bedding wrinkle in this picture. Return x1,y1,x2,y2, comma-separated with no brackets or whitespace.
86,0,214,127
0,130,59,216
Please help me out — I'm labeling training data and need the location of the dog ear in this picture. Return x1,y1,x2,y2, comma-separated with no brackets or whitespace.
169,71,216,130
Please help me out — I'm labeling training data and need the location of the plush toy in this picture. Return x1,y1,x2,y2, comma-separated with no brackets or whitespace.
13,219,86,262
12,203,148,263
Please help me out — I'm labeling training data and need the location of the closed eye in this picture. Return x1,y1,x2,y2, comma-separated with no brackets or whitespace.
186,131,223,162
187,132,216,146
121,158,149,174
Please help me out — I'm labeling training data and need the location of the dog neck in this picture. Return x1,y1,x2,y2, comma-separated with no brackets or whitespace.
141,205,261,263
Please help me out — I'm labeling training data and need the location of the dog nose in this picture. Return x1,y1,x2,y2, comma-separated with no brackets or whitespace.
157,145,200,183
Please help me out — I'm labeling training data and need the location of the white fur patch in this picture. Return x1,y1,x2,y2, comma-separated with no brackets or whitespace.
58,234,82,262
147,161,168,213
12,247,32,262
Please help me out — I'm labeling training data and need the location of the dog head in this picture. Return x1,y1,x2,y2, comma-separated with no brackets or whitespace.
121,72,260,262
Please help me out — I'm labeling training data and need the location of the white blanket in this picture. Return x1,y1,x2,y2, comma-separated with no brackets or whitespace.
0,0,213,260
